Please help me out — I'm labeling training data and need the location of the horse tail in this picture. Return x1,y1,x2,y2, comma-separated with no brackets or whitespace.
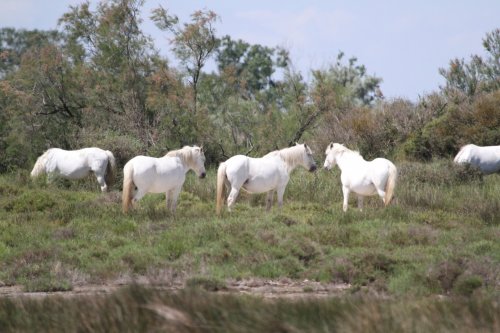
122,161,135,214
384,162,397,206
216,162,227,216
104,150,117,187
453,145,468,164
30,150,51,177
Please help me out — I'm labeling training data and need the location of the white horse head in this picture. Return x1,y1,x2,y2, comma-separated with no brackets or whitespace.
272,143,317,172
323,143,359,170
166,145,206,178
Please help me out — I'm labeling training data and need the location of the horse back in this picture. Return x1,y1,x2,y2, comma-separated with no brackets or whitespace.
366,158,396,183
131,155,183,178
469,145,500,173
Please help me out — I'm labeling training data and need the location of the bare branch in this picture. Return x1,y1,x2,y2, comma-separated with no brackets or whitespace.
218,142,229,159
244,138,254,156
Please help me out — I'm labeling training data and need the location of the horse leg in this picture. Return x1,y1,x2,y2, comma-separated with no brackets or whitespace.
132,188,147,207
165,189,173,211
169,187,182,214
342,186,350,212
276,187,286,209
357,195,364,211
376,187,387,205
94,171,107,192
97,177,107,192
266,191,274,211
227,186,241,212
91,163,108,192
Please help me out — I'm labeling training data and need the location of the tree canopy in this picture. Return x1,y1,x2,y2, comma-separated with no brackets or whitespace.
1,1,499,172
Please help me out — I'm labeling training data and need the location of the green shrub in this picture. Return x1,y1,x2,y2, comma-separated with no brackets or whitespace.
453,274,483,296
426,259,464,293
398,160,482,187
23,276,73,293
4,190,57,213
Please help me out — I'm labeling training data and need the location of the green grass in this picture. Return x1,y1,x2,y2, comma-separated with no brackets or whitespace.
1,163,499,293
0,161,499,330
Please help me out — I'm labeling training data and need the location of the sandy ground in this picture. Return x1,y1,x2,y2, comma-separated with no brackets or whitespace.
0,278,351,299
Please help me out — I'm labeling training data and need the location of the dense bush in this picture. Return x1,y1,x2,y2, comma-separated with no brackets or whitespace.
408,91,500,159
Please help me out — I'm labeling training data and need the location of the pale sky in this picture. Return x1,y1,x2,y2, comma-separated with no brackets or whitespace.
1,0,499,101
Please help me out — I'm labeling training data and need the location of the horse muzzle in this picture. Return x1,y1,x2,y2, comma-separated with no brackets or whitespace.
199,172,206,179
309,165,317,172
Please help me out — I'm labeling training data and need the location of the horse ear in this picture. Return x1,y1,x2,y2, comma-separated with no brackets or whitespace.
295,142,299,146
304,143,308,148
330,143,334,149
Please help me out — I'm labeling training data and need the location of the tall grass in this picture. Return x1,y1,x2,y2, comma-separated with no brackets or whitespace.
0,285,498,333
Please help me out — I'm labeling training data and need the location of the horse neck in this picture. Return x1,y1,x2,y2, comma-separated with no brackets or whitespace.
278,147,304,174
165,149,193,173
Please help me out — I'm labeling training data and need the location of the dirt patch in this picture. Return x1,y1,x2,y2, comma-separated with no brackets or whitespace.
226,278,350,299
0,278,350,299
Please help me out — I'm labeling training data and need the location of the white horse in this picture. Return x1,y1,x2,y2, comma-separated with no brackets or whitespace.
216,143,317,215
122,145,206,214
30,147,116,192
323,143,397,212
453,144,500,174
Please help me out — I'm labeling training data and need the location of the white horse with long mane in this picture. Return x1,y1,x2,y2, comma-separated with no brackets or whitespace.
31,147,116,192
453,144,500,174
122,145,206,214
323,143,397,212
216,143,317,215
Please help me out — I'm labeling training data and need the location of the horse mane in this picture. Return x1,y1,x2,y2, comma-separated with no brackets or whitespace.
165,146,199,166
30,149,53,176
328,143,361,158
266,145,306,166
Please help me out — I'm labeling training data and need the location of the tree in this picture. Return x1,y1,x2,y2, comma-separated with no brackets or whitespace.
280,68,319,146
215,35,289,99
0,28,61,78
481,29,500,88
152,7,219,117
322,51,383,107
308,52,384,154
439,29,500,99
59,0,161,147
0,34,85,168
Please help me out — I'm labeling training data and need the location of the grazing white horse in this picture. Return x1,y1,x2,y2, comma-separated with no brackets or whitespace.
122,145,206,214
323,143,397,212
453,144,500,174
30,147,116,192
216,143,317,215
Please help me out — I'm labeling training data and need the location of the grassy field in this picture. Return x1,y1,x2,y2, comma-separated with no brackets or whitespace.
0,160,499,331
